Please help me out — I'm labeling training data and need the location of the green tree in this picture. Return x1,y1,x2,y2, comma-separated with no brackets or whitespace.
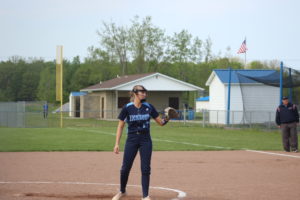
18,65,41,101
0,57,26,101
165,30,203,80
166,30,193,63
129,16,165,73
248,60,265,69
203,37,213,63
37,63,56,103
97,21,130,75
190,37,203,63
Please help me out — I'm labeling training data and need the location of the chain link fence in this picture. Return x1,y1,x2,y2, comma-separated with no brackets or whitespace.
0,101,48,128
0,102,288,130
197,110,277,129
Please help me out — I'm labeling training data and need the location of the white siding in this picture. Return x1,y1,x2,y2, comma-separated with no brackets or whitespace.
238,84,279,124
209,76,226,110
209,76,226,123
239,84,279,111
196,101,209,111
224,84,244,111
223,84,244,124
69,95,73,117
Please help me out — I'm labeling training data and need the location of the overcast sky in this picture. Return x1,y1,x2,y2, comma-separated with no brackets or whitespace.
1,0,300,69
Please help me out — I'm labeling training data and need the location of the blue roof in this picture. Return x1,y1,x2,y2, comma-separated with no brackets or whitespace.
196,96,209,101
70,92,87,96
214,69,278,84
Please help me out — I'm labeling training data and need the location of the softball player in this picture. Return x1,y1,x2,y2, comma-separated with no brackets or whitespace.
112,85,169,200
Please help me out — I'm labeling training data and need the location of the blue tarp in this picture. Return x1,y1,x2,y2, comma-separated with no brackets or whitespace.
196,96,209,101
70,92,87,96
214,69,278,84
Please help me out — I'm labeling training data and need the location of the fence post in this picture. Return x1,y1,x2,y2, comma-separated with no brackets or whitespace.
249,111,252,128
6,111,8,127
216,110,218,125
268,111,271,130
183,108,186,125
232,111,234,126
202,109,205,127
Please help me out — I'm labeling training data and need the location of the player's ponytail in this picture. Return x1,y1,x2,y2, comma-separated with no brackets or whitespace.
130,90,135,102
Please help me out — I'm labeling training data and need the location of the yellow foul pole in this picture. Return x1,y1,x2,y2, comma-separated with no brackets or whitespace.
56,46,63,128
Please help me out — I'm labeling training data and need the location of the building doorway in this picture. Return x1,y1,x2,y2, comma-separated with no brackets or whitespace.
169,97,179,109
75,97,80,117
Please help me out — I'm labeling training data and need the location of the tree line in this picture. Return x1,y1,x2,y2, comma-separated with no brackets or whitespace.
0,16,281,105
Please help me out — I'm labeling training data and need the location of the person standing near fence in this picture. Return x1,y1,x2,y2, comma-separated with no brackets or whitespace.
112,85,170,200
43,102,48,119
276,96,299,152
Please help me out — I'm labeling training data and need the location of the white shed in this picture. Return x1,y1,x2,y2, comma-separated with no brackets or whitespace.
205,69,280,124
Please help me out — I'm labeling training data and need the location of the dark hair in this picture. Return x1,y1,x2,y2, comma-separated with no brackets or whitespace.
130,85,147,102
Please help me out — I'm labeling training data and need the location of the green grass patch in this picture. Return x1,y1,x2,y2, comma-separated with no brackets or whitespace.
0,122,283,152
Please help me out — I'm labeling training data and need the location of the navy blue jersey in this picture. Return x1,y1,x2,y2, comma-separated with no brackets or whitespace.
276,103,299,125
118,102,159,133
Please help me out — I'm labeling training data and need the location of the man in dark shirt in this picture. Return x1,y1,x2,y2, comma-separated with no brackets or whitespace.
276,97,299,152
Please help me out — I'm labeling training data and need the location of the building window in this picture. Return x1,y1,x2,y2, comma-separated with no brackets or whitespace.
118,97,130,108
169,97,179,109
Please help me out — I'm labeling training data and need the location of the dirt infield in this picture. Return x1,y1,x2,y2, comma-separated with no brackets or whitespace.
0,151,300,200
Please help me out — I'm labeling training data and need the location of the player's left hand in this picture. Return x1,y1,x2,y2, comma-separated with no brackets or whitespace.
164,107,179,119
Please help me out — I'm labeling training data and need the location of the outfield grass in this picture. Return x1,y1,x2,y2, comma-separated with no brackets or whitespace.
0,121,283,152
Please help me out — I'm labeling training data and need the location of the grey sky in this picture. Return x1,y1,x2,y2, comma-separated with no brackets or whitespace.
1,0,300,69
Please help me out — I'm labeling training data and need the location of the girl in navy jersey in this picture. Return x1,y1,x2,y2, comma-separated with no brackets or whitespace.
112,85,169,200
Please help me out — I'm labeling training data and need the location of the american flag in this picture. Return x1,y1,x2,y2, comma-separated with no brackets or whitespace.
237,39,247,54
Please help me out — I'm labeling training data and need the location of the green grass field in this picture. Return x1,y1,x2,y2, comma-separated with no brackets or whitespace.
0,121,283,152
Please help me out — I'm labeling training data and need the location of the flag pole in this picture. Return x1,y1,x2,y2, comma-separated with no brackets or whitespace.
244,37,247,68
245,51,247,68
237,38,248,68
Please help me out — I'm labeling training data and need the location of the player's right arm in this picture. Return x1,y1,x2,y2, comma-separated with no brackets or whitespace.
114,105,128,154
114,120,125,154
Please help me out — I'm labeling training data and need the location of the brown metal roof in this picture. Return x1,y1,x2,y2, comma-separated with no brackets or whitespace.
81,72,156,91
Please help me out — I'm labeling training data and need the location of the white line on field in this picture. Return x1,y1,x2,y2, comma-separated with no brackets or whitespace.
67,127,230,150
68,128,300,159
0,181,186,200
244,149,300,159
151,138,230,149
